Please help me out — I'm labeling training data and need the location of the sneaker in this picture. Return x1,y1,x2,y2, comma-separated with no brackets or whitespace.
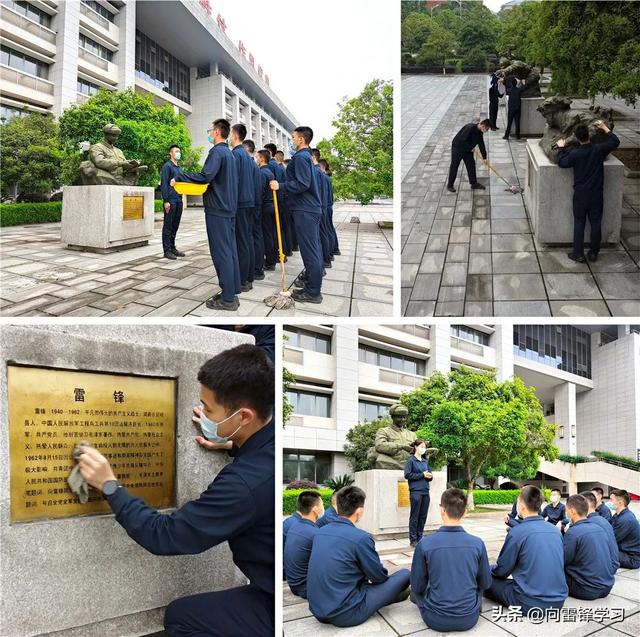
393,586,411,604
293,276,306,288
587,250,598,262
291,289,323,304
502,135,509,140
205,296,239,311
241,282,253,292
264,264,276,271
323,261,332,268
567,252,586,263
172,248,186,257
333,249,341,256
253,272,265,281
446,186,456,193
163,251,177,260
471,183,486,190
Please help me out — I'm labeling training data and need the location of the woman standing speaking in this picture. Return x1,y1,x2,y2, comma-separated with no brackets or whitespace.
404,439,433,547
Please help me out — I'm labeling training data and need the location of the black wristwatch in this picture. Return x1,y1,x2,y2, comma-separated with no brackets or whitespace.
102,480,121,497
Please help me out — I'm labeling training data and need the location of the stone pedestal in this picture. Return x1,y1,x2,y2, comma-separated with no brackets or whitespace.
525,140,623,245
61,185,155,253
353,468,447,537
518,97,545,136
0,325,253,637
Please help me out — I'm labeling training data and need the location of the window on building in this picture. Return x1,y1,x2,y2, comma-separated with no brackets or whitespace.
451,325,490,346
358,344,425,376
77,77,100,96
0,46,49,79
5,1,51,27
134,30,190,103
283,450,332,485
359,401,390,422
286,389,331,417
81,0,115,22
284,327,331,354
79,34,114,62
196,64,210,79
0,105,31,121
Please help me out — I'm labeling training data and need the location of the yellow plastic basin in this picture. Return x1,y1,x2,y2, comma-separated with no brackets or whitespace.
173,182,208,195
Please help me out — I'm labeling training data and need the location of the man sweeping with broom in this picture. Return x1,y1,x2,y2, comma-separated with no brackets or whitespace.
269,126,323,305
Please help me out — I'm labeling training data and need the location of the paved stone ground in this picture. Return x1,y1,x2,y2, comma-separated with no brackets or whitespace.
0,201,393,317
283,508,640,637
401,75,640,317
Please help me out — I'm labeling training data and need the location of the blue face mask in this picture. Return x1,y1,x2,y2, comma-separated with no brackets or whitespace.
199,408,242,443
288,142,297,156
175,152,181,161
207,135,214,144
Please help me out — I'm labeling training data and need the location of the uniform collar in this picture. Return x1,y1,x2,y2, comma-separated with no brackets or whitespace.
438,525,464,532
299,517,318,527
334,516,355,527
521,515,544,523
587,512,598,519
234,418,274,458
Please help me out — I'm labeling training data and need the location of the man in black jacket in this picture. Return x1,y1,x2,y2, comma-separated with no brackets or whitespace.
446,120,491,193
503,77,524,140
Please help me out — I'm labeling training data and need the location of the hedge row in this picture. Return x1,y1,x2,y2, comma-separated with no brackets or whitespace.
592,450,640,471
283,488,333,515
0,200,165,227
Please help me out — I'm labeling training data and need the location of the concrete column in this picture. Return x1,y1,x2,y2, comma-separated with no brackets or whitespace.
334,325,360,451
51,0,81,116
554,382,577,455
618,325,631,339
115,0,136,90
427,324,451,376
231,93,240,124
493,324,514,381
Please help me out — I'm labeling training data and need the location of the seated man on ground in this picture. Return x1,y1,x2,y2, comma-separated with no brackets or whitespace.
592,487,613,522
307,486,410,628
316,491,340,528
486,485,568,614
610,489,640,569
411,488,491,632
580,490,619,574
542,488,569,532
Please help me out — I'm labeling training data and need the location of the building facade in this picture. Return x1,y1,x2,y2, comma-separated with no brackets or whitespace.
283,323,640,485
0,0,297,159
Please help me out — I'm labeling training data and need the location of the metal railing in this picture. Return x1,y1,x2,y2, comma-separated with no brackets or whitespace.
2,6,56,45
450,336,485,356
79,2,111,31
379,368,424,389
78,46,109,71
0,64,54,95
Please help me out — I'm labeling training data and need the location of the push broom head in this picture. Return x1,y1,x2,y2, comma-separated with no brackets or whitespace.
264,289,295,310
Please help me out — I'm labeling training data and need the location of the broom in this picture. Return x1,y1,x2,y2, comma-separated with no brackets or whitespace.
263,189,295,309
475,149,523,194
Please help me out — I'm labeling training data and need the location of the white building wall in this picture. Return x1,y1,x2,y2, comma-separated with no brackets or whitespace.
51,0,80,116
334,325,360,454
115,0,136,90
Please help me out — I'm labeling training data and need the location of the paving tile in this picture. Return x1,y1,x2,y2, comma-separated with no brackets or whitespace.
593,272,640,300
492,252,540,274
544,273,601,300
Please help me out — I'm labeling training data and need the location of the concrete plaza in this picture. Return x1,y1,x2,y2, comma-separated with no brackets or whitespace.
0,201,393,317
283,507,640,637
401,75,640,317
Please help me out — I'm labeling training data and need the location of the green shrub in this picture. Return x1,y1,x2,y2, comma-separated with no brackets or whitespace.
464,489,551,505
558,453,592,464
283,488,333,515
323,474,354,491
592,450,640,471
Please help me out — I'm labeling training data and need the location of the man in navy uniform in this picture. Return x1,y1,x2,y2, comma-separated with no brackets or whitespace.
542,488,569,531
78,343,275,637
580,491,619,573
265,143,291,255
231,124,256,293
275,148,297,253
257,150,277,271
317,491,340,528
172,119,240,311
310,148,333,268
486,485,568,613
284,491,324,598
488,72,503,131
319,159,340,256
503,76,523,141
446,120,490,193
411,488,491,632
563,494,615,599
610,489,640,569
592,486,613,522
243,139,266,282
271,126,324,304
307,486,410,627
160,144,185,260
504,485,541,529
557,120,620,263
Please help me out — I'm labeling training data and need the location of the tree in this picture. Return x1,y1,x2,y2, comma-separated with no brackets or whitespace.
344,416,396,473
417,24,456,72
0,113,61,200
402,12,434,54
459,4,500,54
57,88,202,187
282,366,295,425
401,367,558,510
318,79,392,205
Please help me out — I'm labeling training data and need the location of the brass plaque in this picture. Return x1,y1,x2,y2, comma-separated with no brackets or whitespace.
397,480,410,508
8,365,176,523
122,196,144,220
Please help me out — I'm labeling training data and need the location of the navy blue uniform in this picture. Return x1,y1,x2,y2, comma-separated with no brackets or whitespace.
507,501,543,529
315,165,332,265
411,526,491,632
542,501,569,530
251,160,265,279
317,505,339,528
260,165,277,268
447,123,486,188
160,160,183,254
488,74,502,129
177,143,240,302
564,518,615,599
505,81,522,139
486,515,568,613
269,159,290,253
106,420,275,637
233,145,256,287
557,132,621,257
611,507,640,569
596,502,613,522
586,511,620,573
403,455,432,543
325,174,339,254
279,148,323,297
284,518,318,598
307,517,410,627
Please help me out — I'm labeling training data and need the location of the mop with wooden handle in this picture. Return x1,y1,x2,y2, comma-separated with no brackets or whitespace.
475,148,523,194
263,190,295,309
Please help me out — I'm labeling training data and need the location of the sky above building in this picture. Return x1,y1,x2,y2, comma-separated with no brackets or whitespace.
216,0,396,142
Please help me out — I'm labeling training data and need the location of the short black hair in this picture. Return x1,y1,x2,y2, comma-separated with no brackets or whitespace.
566,494,588,517
579,491,597,508
336,485,365,517
440,488,467,519
197,344,274,420
551,488,561,495
294,126,313,144
310,148,321,161
519,485,543,513
213,118,230,139
479,118,491,128
274,150,284,158
611,489,630,506
592,487,604,497
169,144,181,153
231,123,247,141
296,490,322,514
264,143,277,157
574,125,590,143
318,159,330,173
257,149,271,164
243,139,256,153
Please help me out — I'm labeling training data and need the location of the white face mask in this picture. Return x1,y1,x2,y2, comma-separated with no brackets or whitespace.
551,495,559,503
418,446,426,456
199,408,242,443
